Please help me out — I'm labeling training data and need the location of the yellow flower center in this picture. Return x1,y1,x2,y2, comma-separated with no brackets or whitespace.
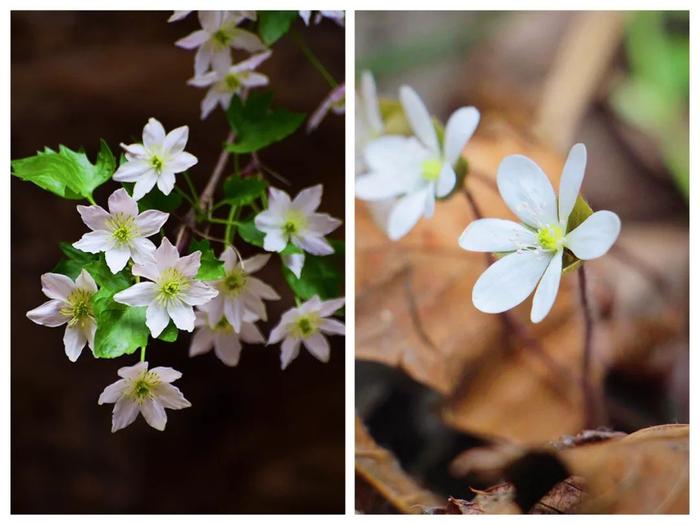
283,210,308,236
213,29,230,46
223,268,248,297
537,224,565,251
224,73,240,91
130,371,161,403
60,288,94,327
421,158,443,182
151,155,164,173
290,313,320,339
157,268,189,303
106,213,138,245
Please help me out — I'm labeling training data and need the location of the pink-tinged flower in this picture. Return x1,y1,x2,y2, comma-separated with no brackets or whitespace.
98,361,191,432
189,308,265,367
268,296,345,370
26,270,98,362
168,10,192,22
299,10,345,27
200,246,279,332
307,83,345,133
188,51,271,120
113,118,198,201
113,238,218,338
175,11,264,76
73,188,168,274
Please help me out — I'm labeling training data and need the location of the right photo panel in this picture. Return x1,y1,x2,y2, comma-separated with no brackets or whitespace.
355,11,689,514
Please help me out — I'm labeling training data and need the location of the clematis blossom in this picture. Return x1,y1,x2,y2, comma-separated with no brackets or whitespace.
355,86,480,240
268,296,345,369
113,237,218,337
26,270,98,362
113,118,198,201
299,10,345,27
307,83,345,133
73,188,169,273
98,361,191,432
458,143,621,323
189,308,265,366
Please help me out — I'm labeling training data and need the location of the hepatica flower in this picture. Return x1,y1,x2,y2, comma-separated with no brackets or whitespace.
307,83,345,133
113,238,218,337
356,86,480,240
201,246,280,332
98,361,191,432
175,10,264,76
189,309,265,367
188,51,271,120
113,118,198,200
26,270,98,362
458,144,621,323
268,296,345,370
356,71,384,171
73,188,169,273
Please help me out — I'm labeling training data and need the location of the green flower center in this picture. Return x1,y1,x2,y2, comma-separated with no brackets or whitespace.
157,268,189,303
106,213,138,245
223,268,248,296
151,155,164,173
421,158,443,182
214,317,233,333
290,313,320,339
224,73,240,91
537,224,565,251
282,210,308,236
60,289,94,327
130,371,161,403
213,29,230,46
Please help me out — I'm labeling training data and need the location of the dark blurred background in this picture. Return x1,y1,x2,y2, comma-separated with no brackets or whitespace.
11,11,345,513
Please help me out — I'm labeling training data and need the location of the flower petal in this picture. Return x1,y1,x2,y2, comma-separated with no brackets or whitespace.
262,230,287,252
152,383,191,409
240,322,266,344
247,277,280,301
143,118,166,149
156,171,176,196
132,258,160,281
219,245,238,272
497,155,558,228
150,366,182,383
223,298,245,332
146,303,170,338
435,162,456,198
140,398,167,431
214,333,243,366
167,151,198,173
318,297,345,317
320,318,345,336
241,253,270,274
292,184,322,214
175,251,201,278
182,281,218,306
117,361,148,379
361,70,382,134
268,319,289,345
293,232,334,256
131,170,158,200
107,188,139,217
303,333,330,363
443,107,480,166
308,213,342,236
155,237,180,272
280,336,301,370
113,159,151,183
26,300,68,327
105,245,132,274
399,86,439,154
111,397,139,432
458,218,538,253
76,204,111,231
41,273,75,301
189,327,215,357
387,188,430,240
530,249,564,323
230,28,266,53
63,325,87,362
167,300,196,332
136,210,169,236
113,282,156,307
565,210,621,260
281,253,305,279
98,379,127,405
75,269,98,293
130,237,157,266
472,250,552,314
73,230,113,254
174,29,209,49
558,143,587,227
267,187,292,215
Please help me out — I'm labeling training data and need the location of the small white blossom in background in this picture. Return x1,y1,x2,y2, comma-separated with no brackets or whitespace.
458,143,621,323
299,10,345,27
188,51,272,120
73,188,169,273
356,71,384,172
113,238,218,337
356,86,480,240
255,185,341,277
113,118,198,201
189,309,265,367
175,11,264,76
307,83,345,133
168,10,192,22
268,296,345,369
201,246,279,332
26,270,98,362
98,361,191,432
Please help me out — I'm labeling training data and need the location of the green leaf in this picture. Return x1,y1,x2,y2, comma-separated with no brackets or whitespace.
563,195,594,273
226,92,305,153
258,11,298,45
52,243,99,280
137,186,183,213
12,140,115,201
222,175,267,206
237,218,265,248
189,239,225,281
158,321,179,343
282,240,344,300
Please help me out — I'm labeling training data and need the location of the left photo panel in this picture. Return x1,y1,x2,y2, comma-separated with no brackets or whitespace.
11,10,345,513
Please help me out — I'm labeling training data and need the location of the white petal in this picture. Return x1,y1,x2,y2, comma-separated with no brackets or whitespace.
214,333,243,366
219,246,238,272
182,281,218,306
387,188,430,240
156,171,176,196
189,327,215,357
105,245,132,274
320,318,345,336
77,204,110,231
232,50,272,72
530,249,564,323
201,295,224,325
113,160,151,183
146,303,170,338
565,210,621,260
435,162,456,198
318,297,345,316
168,10,192,23
98,379,127,405
255,209,284,231
472,250,552,314
293,233,333,256
262,230,287,252
282,253,305,278
155,237,180,272
443,107,480,166
267,187,292,215
200,88,221,120
247,277,280,301
152,383,191,409
63,325,87,362
140,398,167,431
292,184,322,214
143,118,166,149
167,300,196,332
41,273,75,301
107,188,138,217
26,300,68,327
280,337,301,370
303,333,330,363
132,170,158,200
223,298,245,332
230,29,266,52
84,320,96,350
167,151,198,173
399,86,439,154
175,251,201,278
111,397,140,432
497,155,558,229
558,143,587,227
268,320,289,345
136,210,169,236
117,361,148,379
75,269,98,293
240,322,266,344
458,218,538,253
73,230,113,254
355,172,406,201
361,71,382,134
241,253,270,274
113,282,156,307
132,259,160,281
175,29,209,49
150,366,182,383
423,185,436,218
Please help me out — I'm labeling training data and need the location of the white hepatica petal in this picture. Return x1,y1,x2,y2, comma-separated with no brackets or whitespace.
435,162,456,198
399,86,439,155
360,70,382,136
472,250,552,314
444,106,480,166
497,154,558,228
387,187,430,240
565,210,621,260
459,218,538,253
530,249,564,323
558,143,587,227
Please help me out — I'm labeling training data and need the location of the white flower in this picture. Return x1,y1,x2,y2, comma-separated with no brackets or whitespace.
113,118,198,201
26,270,98,362
188,51,271,120
189,308,265,366
356,70,384,172
355,86,480,240
168,10,192,22
113,237,218,338
73,188,169,274
299,10,345,27
175,11,264,76
307,83,345,133
268,296,345,369
255,185,341,275
458,143,621,323
200,246,280,332
98,361,191,432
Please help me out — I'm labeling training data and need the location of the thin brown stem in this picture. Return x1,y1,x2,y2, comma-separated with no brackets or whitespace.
578,265,599,428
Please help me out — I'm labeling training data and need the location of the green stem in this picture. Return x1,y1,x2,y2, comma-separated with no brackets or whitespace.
86,195,97,205
140,345,146,363
206,216,240,227
234,153,241,177
224,205,237,246
183,172,200,205
292,29,338,88
174,186,196,207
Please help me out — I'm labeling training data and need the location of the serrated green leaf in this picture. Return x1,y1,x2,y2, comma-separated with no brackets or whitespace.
52,243,100,280
222,175,267,206
237,218,265,248
282,240,344,300
137,186,183,213
189,239,225,281
258,11,298,45
158,321,179,343
11,140,115,201
226,92,305,153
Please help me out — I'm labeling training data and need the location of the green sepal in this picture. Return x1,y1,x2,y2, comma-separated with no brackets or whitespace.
282,240,344,301
188,239,225,281
257,11,297,45
562,195,594,274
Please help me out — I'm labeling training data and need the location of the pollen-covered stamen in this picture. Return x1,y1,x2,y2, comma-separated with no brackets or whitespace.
421,158,443,182
106,213,139,245
224,73,240,91
213,317,233,334
222,268,248,297
282,210,308,236
537,224,565,252
290,313,320,339
150,155,164,173
60,289,94,327
156,268,190,304
129,371,161,404
213,29,230,46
